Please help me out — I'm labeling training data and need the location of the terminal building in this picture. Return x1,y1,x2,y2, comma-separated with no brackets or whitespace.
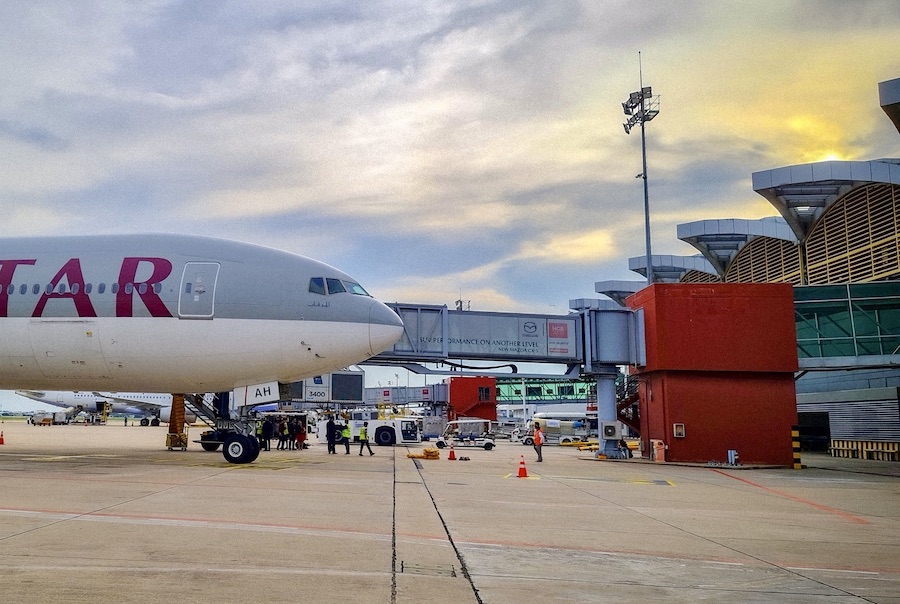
598,77,900,459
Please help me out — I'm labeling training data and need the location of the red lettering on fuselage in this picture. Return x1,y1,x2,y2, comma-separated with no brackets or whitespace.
1,256,175,318
116,257,173,318
0,259,36,316
32,258,97,317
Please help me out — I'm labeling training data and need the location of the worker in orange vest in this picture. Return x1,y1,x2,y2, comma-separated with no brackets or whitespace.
533,422,544,462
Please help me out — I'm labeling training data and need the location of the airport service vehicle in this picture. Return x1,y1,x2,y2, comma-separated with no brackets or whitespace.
436,418,496,451
31,411,69,425
318,410,422,447
519,418,591,445
0,234,404,464
356,418,421,446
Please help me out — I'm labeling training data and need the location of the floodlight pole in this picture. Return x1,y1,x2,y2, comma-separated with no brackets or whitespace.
621,52,659,285
639,70,653,285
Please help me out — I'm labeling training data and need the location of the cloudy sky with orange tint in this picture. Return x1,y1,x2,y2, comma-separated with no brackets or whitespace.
0,0,897,320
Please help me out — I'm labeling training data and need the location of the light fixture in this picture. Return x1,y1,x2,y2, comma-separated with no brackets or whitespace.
621,53,660,285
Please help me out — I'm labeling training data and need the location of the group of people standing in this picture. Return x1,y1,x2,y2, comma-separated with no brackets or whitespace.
256,416,307,452
325,417,374,456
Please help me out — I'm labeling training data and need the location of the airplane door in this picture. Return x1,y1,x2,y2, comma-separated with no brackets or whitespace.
178,262,220,319
29,320,111,379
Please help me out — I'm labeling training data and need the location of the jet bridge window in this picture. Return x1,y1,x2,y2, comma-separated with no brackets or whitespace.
308,277,326,295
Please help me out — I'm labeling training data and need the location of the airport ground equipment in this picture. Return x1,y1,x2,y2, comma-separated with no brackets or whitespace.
435,418,496,451
189,392,266,463
343,406,423,446
518,413,594,445
316,416,422,447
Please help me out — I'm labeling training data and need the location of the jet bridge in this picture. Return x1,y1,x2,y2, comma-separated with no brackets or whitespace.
371,301,645,456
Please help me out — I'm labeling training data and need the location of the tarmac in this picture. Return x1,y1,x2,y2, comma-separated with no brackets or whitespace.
0,421,897,603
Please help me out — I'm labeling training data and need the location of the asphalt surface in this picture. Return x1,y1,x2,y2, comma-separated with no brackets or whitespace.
0,421,897,603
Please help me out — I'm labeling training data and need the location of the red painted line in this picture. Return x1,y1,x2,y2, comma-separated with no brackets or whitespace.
710,469,870,525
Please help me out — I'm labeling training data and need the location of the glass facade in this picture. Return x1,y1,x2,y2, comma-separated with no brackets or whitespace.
795,281,900,358
496,379,595,404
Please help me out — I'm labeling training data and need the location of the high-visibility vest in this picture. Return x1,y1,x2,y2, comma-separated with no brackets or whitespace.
359,426,368,441
341,426,350,439
534,429,544,446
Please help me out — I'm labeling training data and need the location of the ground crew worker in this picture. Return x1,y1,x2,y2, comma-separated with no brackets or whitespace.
261,417,274,451
533,422,544,462
277,419,289,450
341,423,351,454
326,417,337,454
359,421,374,456
296,418,307,450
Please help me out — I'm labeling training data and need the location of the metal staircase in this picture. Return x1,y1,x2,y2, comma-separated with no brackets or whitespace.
616,377,640,433
184,393,218,428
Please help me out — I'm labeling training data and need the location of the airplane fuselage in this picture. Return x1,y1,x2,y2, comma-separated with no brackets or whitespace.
0,234,403,393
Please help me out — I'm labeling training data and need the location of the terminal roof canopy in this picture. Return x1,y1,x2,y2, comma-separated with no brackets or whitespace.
677,217,796,276
751,159,900,242
627,254,717,283
592,280,645,307
879,77,900,133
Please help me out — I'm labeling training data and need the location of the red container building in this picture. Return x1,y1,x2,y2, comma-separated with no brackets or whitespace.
627,283,798,466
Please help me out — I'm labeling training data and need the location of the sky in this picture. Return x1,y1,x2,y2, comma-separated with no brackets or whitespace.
1,1,899,401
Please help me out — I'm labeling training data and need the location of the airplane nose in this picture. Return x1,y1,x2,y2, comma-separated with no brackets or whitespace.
368,301,404,356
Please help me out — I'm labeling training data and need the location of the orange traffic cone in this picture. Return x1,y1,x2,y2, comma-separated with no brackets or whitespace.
0,431,5,445
448,441,456,461
517,454,528,478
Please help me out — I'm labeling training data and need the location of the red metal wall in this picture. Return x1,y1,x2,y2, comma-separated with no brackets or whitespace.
639,371,797,465
446,376,498,421
629,283,798,466
629,282,798,373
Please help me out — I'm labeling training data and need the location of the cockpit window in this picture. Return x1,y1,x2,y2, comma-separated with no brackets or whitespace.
325,278,346,294
343,281,370,296
309,277,372,296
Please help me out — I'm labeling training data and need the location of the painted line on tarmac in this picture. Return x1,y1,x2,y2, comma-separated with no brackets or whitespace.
0,507,393,542
710,469,870,525
544,474,675,486
786,567,879,575
0,563,389,578
499,473,673,484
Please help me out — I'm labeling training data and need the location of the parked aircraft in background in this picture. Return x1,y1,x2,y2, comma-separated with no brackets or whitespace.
14,390,196,426
0,233,404,461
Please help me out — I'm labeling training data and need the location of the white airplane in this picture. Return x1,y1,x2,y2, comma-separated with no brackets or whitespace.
0,233,404,461
14,390,194,426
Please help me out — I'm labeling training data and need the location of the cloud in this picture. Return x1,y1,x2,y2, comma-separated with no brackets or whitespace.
0,0,896,322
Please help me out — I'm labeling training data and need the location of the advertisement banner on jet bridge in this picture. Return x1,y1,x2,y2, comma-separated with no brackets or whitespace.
443,313,578,361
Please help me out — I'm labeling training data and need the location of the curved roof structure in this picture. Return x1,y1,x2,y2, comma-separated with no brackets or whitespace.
677,217,796,276
593,280,645,307
628,254,717,283
751,159,900,242
880,77,900,133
